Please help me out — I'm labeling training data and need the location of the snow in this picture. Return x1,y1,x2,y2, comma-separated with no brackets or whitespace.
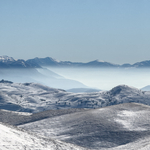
19,103,150,150
1,109,32,116
108,137,150,150
115,110,148,131
0,55,15,62
0,123,86,150
0,82,150,113
95,59,105,63
0,81,150,149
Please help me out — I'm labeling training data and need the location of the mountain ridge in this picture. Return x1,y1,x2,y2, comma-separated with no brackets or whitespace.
1,55,150,68
26,57,150,68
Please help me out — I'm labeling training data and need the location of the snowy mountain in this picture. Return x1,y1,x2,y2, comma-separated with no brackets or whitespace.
26,57,82,67
121,60,150,68
0,55,15,62
0,56,41,68
26,57,150,68
80,59,119,67
132,60,150,68
2,55,150,68
0,81,150,113
0,122,86,150
26,57,119,67
19,103,150,149
26,57,60,66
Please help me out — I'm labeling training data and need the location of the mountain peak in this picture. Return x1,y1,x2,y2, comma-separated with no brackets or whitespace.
95,59,105,63
44,57,60,62
109,85,139,96
0,55,15,62
94,59,105,63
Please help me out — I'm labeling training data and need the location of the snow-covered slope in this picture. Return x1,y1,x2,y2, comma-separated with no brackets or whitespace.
0,122,86,150
19,103,150,150
0,108,87,126
109,136,150,150
0,82,150,113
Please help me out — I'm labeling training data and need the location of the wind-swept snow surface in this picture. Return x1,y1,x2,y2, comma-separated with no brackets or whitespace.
0,123,86,150
19,103,150,150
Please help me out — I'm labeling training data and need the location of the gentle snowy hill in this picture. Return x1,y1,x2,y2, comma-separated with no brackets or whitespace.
19,103,150,150
0,82,150,113
0,108,88,126
0,122,86,150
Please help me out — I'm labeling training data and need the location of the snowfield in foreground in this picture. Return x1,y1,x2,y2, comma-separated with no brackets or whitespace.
19,103,150,150
0,123,86,150
0,81,150,113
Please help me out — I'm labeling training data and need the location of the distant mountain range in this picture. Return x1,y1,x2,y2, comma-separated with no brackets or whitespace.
26,57,150,68
1,55,150,68
26,57,120,68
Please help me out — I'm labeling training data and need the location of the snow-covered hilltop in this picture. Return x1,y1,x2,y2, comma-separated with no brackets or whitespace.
0,81,150,113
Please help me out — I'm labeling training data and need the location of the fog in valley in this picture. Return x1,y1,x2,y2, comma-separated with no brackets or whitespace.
47,67,150,90
0,67,150,91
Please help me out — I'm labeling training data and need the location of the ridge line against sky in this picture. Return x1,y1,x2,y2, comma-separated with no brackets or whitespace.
0,0,150,64
1,55,150,66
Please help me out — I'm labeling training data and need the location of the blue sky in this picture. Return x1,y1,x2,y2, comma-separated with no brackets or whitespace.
0,0,150,64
